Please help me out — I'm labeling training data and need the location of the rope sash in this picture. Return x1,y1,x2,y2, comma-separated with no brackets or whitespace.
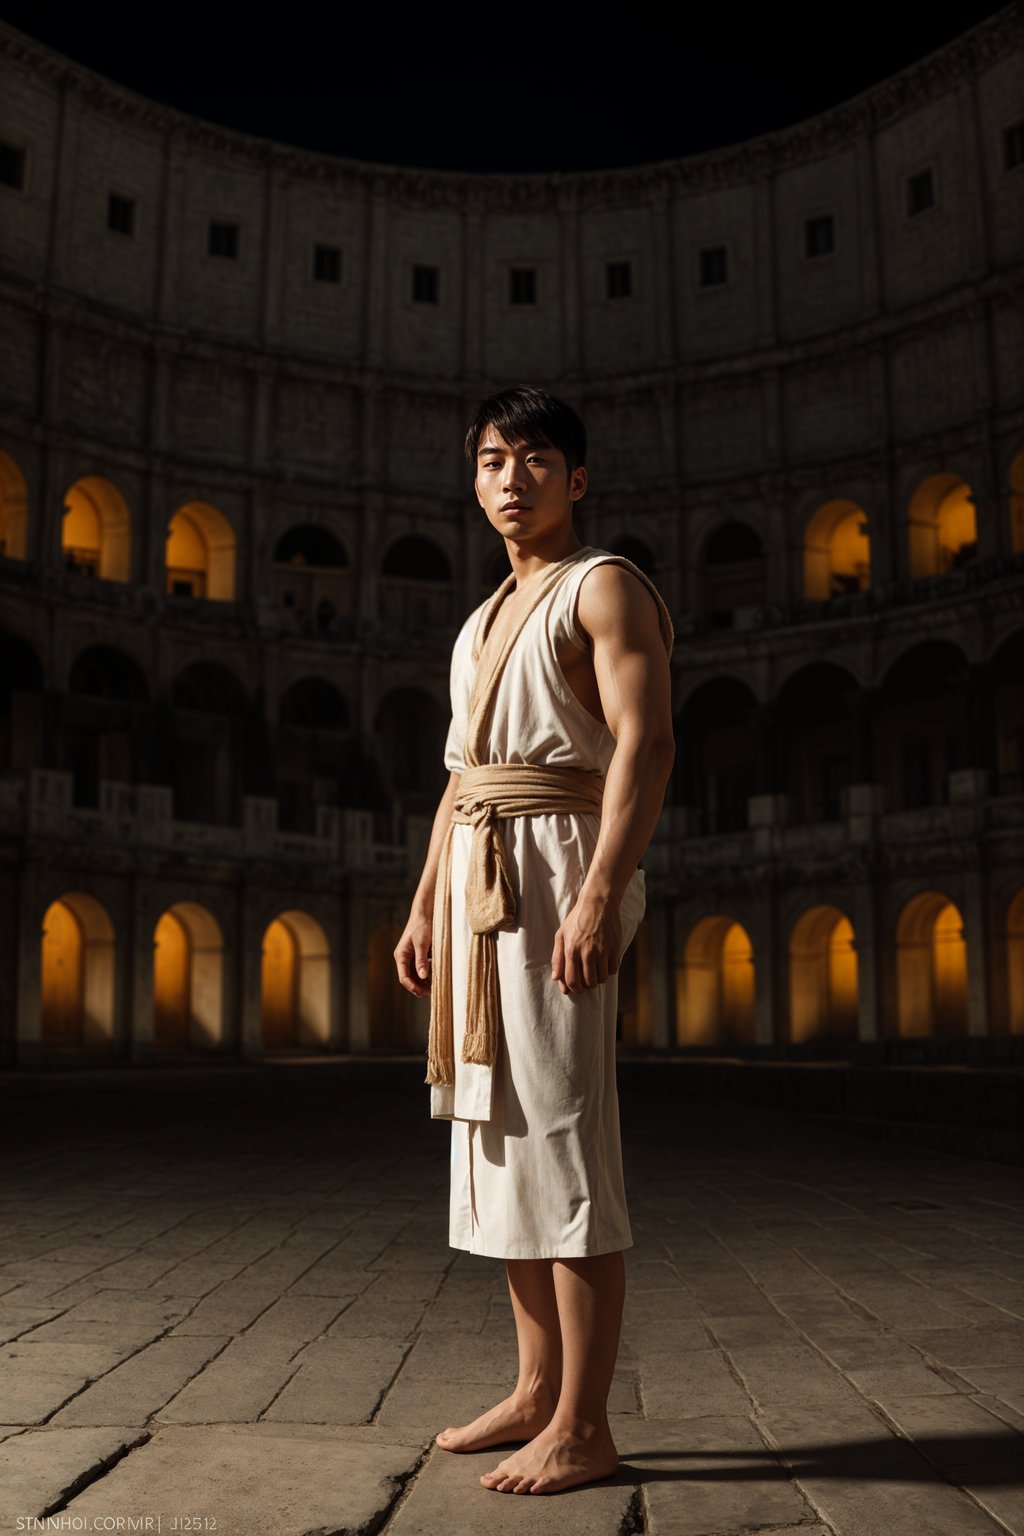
425,762,604,1086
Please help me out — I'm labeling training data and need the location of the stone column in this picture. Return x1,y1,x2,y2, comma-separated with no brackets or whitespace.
963,864,993,1039
851,879,881,1043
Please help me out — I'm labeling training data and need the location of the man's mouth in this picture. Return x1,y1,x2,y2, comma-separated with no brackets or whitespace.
501,504,530,514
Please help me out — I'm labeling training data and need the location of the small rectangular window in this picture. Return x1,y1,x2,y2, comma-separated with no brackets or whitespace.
208,220,239,258
108,192,136,236
606,260,632,299
0,141,26,190
906,169,935,216
1005,120,1024,170
699,245,728,286
314,244,341,282
412,264,439,303
805,214,834,257
509,267,536,304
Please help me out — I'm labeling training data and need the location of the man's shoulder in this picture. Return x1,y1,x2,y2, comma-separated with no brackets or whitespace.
575,555,672,651
576,554,654,602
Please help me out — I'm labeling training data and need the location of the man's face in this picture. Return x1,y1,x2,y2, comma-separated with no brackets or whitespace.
474,429,587,546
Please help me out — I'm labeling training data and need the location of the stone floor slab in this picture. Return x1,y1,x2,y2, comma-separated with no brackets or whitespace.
0,1425,150,1522
618,1415,820,1536
59,1424,430,1536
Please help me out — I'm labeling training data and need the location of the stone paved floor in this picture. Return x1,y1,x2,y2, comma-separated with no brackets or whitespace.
0,1059,1022,1536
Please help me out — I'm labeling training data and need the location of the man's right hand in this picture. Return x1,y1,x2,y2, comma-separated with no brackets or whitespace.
394,915,433,997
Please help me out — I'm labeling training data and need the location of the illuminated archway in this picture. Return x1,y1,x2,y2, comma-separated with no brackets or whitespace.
166,501,237,600
803,499,871,600
907,474,976,578
368,920,423,1050
676,916,756,1048
0,451,29,560
788,906,858,1043
1006,889,1024,1037
40,893,116,1048
260,909,331,1050
153,903,225,1049
62,477,132,581
895,891,968,1038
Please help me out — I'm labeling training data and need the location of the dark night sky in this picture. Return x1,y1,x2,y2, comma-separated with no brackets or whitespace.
0,6,1012,173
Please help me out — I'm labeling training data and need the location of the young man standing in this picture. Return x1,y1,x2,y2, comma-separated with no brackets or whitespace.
394,387,675,1495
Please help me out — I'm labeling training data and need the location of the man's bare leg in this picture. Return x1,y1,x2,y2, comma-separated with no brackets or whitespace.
435,1258,562,1452
480,1250,625,1494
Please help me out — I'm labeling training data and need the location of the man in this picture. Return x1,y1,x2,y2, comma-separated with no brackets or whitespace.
394,386,674,1496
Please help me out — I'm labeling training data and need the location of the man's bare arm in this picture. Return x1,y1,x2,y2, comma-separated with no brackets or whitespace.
551,565,674,994
394,767,460,997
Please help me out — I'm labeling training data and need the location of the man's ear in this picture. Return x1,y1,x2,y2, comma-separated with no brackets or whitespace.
569,466,588,502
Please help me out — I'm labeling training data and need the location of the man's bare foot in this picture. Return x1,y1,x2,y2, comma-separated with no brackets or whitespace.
480,1420,619,1494
435,1391,556,1453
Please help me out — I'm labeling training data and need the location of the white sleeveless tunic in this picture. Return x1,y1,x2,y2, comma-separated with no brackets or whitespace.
431,546,672,1260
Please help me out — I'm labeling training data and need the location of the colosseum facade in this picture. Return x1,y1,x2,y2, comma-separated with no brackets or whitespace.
0,11,1022,1066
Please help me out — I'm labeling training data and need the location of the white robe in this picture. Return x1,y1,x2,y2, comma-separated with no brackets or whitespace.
430,547,672,1260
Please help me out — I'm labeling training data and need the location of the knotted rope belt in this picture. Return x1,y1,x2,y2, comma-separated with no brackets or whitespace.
424,761,605,1087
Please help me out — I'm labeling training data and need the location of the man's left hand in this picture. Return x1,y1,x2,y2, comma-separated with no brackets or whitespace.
551,893,622,995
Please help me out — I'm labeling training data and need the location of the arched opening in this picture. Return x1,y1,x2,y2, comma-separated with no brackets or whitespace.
676,916,756,1048
40,893,116,1049
991,629,1024,799
895,891,969,1038
1007,888,1024,1037
609,536,657,577
908,473,976,578
153,903,226,1050
277,676,355,834
700,522,765,629
774,664,857,823
672,677,756,830
788,906,858,1044
67,645,150,808
1010,450,1024,555
0,451,29,560
169,662,251,825
166,500,237,601
875,642,963,812
260,909,332,1050
803,499,871,600
62,476,132,582
380,536,453,628
0,627,45,772
375,686,448,825
368,919,424,1050
272,524,351,635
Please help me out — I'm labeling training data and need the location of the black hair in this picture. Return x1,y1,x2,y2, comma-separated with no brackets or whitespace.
464,386,587,475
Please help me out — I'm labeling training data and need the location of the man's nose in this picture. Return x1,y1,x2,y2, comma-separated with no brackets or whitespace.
502,460,527,491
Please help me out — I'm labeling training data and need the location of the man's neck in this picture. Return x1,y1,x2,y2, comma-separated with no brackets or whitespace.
505,530,585,588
